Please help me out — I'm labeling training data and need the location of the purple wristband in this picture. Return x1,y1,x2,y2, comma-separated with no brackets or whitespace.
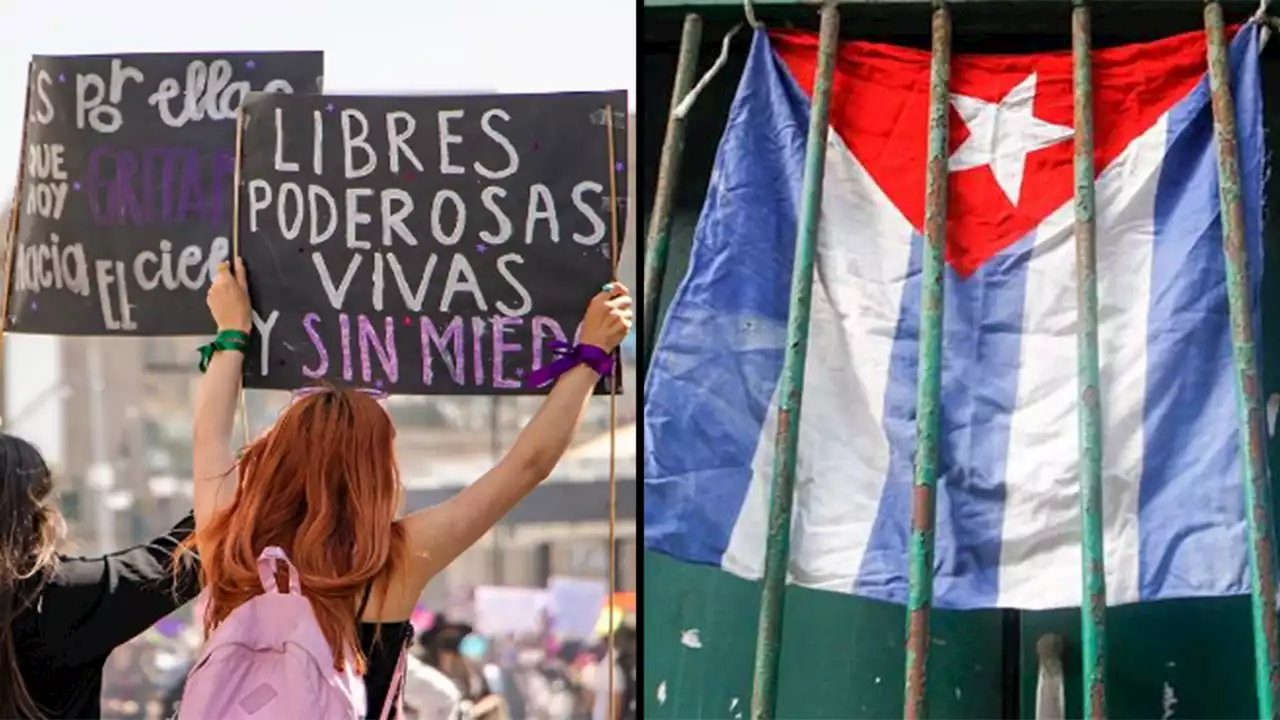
524,342,614,388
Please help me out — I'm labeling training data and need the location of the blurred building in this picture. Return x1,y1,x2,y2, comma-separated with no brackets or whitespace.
2,113,639,596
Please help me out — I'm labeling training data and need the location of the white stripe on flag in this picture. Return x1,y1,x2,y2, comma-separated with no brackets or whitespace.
997,116,1165,608
723,129,916,590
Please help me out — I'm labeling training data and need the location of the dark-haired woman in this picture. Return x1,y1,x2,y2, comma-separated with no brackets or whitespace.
0,433,200,718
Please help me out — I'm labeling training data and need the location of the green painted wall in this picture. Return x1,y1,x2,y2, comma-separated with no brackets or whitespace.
1017,600,1259,719
643,551,1006,718
642,5,1280,718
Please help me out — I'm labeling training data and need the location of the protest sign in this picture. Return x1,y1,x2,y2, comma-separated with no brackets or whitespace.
7,52,324,335
548,576,609,640
236,90,627,394
473,585,550,638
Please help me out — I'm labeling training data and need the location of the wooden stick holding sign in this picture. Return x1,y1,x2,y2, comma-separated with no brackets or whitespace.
230,107,251,446
603,102,622,720
0,63,35,426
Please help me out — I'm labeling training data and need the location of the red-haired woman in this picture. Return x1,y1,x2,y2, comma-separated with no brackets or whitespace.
181,259,631,717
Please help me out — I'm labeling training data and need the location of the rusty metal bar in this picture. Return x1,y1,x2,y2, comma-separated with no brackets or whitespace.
749,4,840,719
642,14,703,375
903,3,950,718
1071,2,1108,718
1203,6,1280,718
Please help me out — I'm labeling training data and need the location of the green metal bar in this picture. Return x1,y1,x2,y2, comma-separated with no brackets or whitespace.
749,4,840,719
1203,6,1280,718
1071,2,1108,718
642,13,704,375
903,4,949,719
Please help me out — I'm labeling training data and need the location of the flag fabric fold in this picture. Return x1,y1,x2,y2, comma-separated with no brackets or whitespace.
642,25,1264,610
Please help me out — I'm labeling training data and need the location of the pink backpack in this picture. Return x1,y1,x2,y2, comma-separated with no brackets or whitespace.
176,546,406,720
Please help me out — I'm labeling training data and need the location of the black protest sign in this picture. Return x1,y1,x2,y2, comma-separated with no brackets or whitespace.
237,91,627,395
7,52,324,335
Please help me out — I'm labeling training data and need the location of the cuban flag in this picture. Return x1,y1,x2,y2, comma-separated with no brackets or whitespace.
643,25,1264,610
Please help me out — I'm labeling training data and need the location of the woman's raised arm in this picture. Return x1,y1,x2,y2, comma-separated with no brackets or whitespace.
398,285,633,587
192,258,253,531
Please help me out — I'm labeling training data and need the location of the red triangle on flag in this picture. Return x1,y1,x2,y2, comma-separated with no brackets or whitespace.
773,30,1210,277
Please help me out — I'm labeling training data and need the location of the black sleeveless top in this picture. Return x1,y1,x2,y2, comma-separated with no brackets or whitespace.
356,583,414,719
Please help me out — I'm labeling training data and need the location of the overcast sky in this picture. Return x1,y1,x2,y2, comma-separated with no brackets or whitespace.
0,0,636,180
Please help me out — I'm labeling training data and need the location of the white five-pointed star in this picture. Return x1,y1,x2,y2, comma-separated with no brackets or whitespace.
948,73,1073,206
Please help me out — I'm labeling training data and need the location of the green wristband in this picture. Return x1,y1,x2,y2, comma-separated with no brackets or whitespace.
197,329,251,373
215,329,250,347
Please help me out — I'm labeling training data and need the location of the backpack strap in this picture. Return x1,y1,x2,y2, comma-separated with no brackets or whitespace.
355,580,406,719
377,634,411,720
257,546,300,594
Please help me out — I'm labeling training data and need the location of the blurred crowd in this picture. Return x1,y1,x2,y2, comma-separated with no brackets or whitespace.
99,609,637,720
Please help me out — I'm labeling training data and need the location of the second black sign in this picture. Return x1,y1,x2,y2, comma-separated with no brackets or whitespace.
9,51,324,335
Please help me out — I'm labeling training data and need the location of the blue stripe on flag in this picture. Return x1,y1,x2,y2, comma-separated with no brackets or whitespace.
851,232,923,605
855,234,1035,609
1139,25,1261,600
642,30,810,565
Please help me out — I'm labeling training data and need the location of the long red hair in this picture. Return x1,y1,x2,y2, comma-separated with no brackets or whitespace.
176,387,407,672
